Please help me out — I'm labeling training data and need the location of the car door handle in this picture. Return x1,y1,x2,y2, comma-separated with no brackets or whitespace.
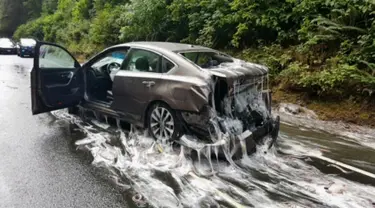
142,81,155,87
61,72,73,79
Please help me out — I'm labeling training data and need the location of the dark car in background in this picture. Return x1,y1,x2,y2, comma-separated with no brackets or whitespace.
17,38,36,57
0,38,17,54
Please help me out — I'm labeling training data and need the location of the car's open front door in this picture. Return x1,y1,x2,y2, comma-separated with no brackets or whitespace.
31,41,84,115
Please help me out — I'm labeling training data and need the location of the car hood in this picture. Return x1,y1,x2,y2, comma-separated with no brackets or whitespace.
206,59,268,83
0,44,15,48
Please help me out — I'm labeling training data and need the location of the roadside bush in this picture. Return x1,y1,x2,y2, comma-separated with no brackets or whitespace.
13,18,44,40
119,0,172,42
12,0,375,100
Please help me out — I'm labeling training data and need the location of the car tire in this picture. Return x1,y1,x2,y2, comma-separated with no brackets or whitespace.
147,102,182,142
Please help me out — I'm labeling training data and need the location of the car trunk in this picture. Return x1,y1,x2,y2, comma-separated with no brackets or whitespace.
208,59,271,114
205,60,278,159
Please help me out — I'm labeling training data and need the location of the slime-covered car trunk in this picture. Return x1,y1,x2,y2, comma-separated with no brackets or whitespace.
179,59,280,160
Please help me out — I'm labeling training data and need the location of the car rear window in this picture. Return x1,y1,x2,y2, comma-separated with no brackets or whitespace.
180,51,233,68
182,52,198,63
21,39,36,46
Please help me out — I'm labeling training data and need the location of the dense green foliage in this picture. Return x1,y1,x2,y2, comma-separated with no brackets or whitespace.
4,0,375,99
0,0,27,36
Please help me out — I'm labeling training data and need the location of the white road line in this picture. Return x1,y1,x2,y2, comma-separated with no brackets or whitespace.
313,155,375,179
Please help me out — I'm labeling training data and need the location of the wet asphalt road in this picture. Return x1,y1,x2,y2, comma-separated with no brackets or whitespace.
0,55,127,208
1,54,375,208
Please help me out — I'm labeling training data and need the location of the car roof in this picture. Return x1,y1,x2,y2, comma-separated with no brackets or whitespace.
20,38,36,45
114,41,214,53
0,38,12,41
20,38,36,42
0,38,13,43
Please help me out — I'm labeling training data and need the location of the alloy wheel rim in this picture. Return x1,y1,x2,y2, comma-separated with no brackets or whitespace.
150,107,174,140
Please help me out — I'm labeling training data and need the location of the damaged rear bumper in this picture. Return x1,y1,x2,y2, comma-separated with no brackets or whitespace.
180,113,281,160
222,115,280,159
251,115,280,148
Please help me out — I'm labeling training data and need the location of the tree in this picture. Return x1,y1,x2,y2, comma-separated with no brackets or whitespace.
0,0,26,36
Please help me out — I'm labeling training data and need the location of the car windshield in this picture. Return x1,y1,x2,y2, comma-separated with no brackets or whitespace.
0,39,14,47
92,56,124,69
92,51,127,69
179,51,233,69
20,39,36,46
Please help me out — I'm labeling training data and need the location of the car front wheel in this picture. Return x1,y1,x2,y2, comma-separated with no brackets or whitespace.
147,103,181,142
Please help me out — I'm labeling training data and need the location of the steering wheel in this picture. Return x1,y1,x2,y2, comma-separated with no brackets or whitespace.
106,62,121,75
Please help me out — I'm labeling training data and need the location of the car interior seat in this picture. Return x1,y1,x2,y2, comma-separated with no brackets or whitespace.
135,57,149,72
87,68,112,102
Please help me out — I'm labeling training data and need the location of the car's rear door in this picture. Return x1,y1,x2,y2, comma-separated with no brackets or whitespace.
111,48,164,122
31,42,84,115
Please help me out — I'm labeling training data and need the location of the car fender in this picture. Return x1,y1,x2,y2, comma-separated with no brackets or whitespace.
158,75,212,113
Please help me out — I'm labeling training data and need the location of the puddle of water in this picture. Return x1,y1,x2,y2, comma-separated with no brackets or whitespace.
281,123,375,175
277,108,375,151
51,109,375,208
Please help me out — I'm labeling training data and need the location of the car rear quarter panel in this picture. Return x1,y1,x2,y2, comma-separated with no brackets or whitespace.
160,74,212,113
151,48,214,113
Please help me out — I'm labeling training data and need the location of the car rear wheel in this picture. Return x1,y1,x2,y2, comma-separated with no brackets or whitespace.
147,103,181,142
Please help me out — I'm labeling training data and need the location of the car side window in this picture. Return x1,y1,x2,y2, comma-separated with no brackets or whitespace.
39,45,75,68
122,49,161,73
162,58,175,73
